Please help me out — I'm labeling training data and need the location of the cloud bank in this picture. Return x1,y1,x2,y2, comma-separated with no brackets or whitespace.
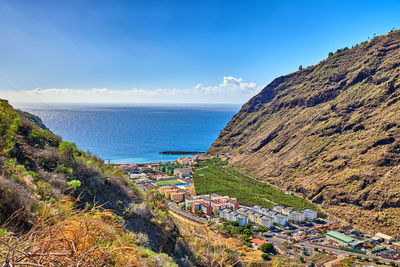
1,76,261,104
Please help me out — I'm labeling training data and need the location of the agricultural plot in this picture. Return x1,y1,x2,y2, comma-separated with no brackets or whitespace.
193,158,320,212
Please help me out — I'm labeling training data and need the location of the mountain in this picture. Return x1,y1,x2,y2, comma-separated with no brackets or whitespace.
208,30,400,236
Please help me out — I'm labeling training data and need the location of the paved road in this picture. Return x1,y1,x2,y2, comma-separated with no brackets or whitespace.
167,202,208,224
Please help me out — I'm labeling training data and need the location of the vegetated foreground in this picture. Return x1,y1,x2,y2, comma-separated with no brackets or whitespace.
208,30,400,237
193,158,319,212
0,99,196,266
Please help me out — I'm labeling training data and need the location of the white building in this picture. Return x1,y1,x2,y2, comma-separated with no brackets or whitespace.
251,205,261,213
260,215,274,228
282,207,294,216
288,210,304,222
259,207,270,215
302,208,317,221
274,213,288,226
173,168,191,178
273,205,285,213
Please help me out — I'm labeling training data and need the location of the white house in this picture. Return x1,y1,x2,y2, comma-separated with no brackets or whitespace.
302,208,317,221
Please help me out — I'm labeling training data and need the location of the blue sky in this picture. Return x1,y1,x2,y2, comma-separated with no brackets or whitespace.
1,0,400,104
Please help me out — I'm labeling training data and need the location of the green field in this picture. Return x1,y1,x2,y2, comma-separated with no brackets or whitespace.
193,158,320,212
154,179,183,186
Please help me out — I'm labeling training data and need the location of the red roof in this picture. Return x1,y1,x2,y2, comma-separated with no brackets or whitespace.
250,239,268,246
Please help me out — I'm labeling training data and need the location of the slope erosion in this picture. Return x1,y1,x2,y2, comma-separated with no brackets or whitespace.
209,30,400,236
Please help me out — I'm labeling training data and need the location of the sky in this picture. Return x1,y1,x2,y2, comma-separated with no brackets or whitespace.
1,0,400,104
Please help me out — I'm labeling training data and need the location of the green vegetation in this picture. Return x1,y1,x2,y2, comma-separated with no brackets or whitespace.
194,158,319,211
259,243,276,254
154,179,183,186
67,179,82,191
340,246,366,254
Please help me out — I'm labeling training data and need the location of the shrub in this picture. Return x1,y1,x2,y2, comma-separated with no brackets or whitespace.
67,180,82,191
299,256,304,263
59,141,77,160
259,243,276,254
261,253,270,260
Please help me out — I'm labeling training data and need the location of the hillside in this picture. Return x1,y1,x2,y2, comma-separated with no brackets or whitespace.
208,30,400,236
0,99,194,266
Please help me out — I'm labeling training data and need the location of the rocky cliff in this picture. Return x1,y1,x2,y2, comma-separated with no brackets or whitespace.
208,30,400,236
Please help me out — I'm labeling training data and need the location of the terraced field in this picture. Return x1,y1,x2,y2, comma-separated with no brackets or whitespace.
193,158,320,212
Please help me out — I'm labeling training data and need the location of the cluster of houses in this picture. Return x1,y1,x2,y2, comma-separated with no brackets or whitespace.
185,194,239,215
219,204,318,227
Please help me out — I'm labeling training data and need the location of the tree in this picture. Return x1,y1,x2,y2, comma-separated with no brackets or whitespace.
389,261,396,266
298,65,303,71
299,256,305,263
372,258,379,263
259,243,276,254
314,247,318,252
243,229,252,236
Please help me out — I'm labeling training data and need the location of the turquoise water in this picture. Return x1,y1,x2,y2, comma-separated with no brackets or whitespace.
19,103,239,163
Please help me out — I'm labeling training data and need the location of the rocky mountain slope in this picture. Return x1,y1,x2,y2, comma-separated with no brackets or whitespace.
208,30,400,236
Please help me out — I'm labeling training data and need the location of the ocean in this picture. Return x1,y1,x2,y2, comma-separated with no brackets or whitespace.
17,103,240,163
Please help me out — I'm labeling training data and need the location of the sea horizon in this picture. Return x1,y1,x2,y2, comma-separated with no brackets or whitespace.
16,102,240,164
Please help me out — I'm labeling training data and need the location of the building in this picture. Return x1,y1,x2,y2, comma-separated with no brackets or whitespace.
274,213,288,226
198,202,212,215
326,231,356,246
251,205,261,213
373,232,395,244
250,239,268,249
170,192,185,202
288,210,304,222
236,207,249,215
259,207,270,215
302,208,317,221
173,168,191,179
236,214,248,226
260,215,274,228
273,205,285,213
282,207,294,216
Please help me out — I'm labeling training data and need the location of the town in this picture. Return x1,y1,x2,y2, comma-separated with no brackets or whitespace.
118,157,400,266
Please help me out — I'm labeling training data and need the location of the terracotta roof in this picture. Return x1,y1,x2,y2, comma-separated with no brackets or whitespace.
250,239,268,246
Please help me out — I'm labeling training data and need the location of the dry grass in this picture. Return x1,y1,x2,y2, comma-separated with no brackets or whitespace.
0,197,175,267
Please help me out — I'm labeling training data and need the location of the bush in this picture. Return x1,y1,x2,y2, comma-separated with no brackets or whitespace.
299,256,304,263
261,253,270,261
259,243,276,254
372,257,379,262
59,141,77,160
67,180,81,191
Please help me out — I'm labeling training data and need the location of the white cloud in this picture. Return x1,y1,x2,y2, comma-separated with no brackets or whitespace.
1,76,261,104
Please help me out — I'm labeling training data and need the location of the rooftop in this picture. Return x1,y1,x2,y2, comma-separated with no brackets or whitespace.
326,231,355,244
250,239,268,246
